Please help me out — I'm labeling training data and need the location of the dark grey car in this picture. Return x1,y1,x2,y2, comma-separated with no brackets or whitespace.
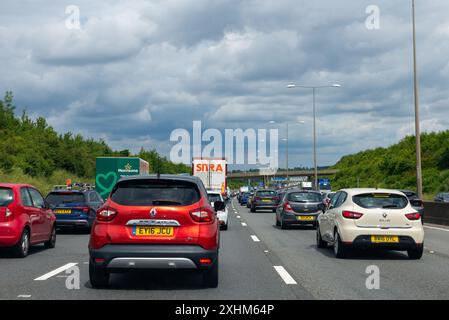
399,190,425,220
434,192,449,203
275,190,325,229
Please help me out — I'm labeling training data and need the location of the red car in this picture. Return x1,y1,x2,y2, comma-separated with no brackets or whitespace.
88,175,223,288
0,183,56,257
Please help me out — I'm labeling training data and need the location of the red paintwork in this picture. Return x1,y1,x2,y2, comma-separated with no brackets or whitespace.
0,183,56,247
89,187,219,251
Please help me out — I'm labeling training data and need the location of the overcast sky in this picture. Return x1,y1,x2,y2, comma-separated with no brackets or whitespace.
1,0,448,170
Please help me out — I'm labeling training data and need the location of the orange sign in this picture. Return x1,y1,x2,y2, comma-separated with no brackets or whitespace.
66,179,72,186
195,163,224,173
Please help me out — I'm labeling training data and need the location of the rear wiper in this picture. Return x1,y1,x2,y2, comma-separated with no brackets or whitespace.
152,200,182,205
382,205,399,208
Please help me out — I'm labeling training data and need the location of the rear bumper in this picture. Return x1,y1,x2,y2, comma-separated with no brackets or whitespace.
89,244,218,270
350,235,421,250
56,219,89,227
253,203,277,209
0,222,21,247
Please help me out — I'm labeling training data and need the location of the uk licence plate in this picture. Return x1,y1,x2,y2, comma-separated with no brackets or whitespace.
54,209,71,214
297,216,314,221
132,226,174,237
371,235,399,243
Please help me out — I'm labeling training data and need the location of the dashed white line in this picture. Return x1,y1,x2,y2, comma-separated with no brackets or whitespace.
274,266,297,285
17,294,31,298
250,235,260,242
241,222,247,226
34,263,78,281
236,215,241,219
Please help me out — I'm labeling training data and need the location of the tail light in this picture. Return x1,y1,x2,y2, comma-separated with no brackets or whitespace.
273,197,280,201
96,207,118,222
74,207,89,214
405,212,421,220
283,202,293,212
190,207,215,223
254,197,261,201
342,211,363,219
5,204,14,221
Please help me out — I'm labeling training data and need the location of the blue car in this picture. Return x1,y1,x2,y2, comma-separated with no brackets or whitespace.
45,189,103,230
240,192,251,205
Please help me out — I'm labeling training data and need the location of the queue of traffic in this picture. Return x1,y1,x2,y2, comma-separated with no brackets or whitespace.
236,186,425,260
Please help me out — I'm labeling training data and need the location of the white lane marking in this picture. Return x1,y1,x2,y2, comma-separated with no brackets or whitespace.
250,235,260,242
34,263,78,281
241,222,247,226
236,215,241,219
17,295,31,298
273,266,297,285
424,225,449,232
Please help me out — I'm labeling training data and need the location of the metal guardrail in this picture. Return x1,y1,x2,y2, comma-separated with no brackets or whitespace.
423,201,449,226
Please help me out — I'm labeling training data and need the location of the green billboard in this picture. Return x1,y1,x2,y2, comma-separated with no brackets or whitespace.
95,157,150,200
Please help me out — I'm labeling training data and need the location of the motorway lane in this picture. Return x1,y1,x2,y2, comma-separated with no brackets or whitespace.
234,199,449,299
0,204,312,300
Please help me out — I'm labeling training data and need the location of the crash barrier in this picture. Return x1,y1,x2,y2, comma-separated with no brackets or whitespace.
423,202,449,226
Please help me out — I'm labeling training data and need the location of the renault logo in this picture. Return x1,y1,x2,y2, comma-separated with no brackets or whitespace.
150,208,157,218
382,213,388,218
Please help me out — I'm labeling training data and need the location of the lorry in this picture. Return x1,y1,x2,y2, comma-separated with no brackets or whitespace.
192,158,227,195
95,157,150,200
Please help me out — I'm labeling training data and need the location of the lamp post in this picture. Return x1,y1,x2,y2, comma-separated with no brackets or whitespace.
269,120,304,183
412,0,423,199
287,84,341,190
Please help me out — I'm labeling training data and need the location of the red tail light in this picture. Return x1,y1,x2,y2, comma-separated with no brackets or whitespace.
190,207,215,223
283,202,293,212
342,211,363,219
254,197,261,201
405,212,421,220
96,207,118,222
74,207,89,213
273,197,279,201
5,204,14,221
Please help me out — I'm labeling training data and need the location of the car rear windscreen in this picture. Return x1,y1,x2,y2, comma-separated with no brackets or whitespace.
46,192,86,205
288,192,322,202
111,179,201,206
0,188,13,207
208,194,222,203
353,193,408,209
256,190,276,197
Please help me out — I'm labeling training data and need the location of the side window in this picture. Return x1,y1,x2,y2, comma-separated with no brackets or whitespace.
335,192,347,208
20,188,33,207
28,188,45,209
330,192,341,208
88,192,97,202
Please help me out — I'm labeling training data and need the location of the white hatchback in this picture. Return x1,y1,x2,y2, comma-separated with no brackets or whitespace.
207,191,229,230
316,188,424,259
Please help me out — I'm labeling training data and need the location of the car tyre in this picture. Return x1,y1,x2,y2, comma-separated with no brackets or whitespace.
44,226,56,249
13,228,30,258
202,256,219,288
280,216,287,230
334,230,349,259
89,261,110,288
275,216,280,226
221,223,228,231
407,245,423,260
250,206,256,213
272,208,276,213
316,225,327,248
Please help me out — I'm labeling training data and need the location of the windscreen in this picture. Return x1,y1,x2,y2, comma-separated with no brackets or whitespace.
256,190,276,197
111,179,201,206
0,188,13,207
288,192,322,202
208,194,222,203
353,193,408,209
46,192,85,205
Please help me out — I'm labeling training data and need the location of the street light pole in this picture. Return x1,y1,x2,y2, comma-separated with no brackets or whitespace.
412,0,423,199
286,122,289,180
287,84,340,191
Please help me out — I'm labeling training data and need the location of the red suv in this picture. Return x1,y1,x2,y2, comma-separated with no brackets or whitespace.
0,183,56,257
88,175,223,288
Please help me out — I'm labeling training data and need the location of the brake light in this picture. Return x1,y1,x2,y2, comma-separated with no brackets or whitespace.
199,258,212,265
405,212,421,220
96,207,118,222
5,205,14,221
283,202,293,212
190,207,215,223
74,207,89,213
342,211,363,219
